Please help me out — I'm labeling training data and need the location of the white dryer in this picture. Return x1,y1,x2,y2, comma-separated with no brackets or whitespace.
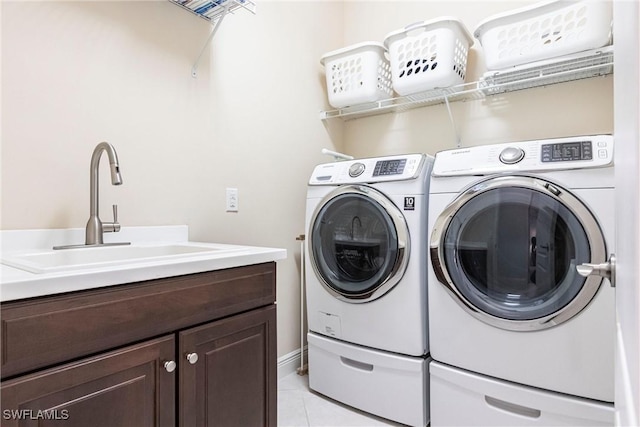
305,154,433,427
427,135,615,424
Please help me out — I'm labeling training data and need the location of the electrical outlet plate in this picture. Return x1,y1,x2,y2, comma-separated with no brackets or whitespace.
226,188,238,212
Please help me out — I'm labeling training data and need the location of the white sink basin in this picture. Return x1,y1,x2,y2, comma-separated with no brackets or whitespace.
1,244,243,274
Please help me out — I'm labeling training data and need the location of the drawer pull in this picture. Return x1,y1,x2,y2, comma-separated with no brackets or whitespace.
186,352,199,365
164,360,177,373
339,356,373,372
485,396,541,418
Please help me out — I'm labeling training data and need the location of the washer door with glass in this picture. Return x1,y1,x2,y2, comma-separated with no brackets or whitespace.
309,185,410,303
430,175,607,331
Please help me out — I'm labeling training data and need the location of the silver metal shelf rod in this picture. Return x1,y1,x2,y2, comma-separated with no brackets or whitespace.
191,3,232,78
443,95,461,148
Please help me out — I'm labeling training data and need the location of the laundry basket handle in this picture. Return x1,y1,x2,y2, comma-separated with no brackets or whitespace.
404,21,426,32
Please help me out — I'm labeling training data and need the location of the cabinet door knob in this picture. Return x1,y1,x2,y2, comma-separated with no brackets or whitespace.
186,352,199,364
164,360,177,373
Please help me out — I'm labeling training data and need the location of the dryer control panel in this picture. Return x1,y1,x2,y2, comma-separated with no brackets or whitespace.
309,154,426,185
432,135,613,177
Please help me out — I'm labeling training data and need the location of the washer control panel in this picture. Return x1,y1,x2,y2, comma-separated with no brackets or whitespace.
433,135,613,177
540,140,593,162
373,158,408,176
310,154,425,185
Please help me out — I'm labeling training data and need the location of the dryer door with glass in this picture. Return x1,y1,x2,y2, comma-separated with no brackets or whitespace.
430,175,608,331
309,185,409,303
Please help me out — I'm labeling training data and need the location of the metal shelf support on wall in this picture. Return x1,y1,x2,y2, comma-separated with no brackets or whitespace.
168,0,256,78
443,95,462,148
190,3,231,78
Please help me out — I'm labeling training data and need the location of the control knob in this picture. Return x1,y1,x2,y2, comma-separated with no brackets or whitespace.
349,162,365,177
499,147,525,164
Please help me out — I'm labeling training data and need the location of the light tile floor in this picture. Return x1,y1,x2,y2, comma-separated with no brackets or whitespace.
278,372,404,427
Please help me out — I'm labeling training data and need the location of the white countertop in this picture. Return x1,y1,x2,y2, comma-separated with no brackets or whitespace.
0,226,287,302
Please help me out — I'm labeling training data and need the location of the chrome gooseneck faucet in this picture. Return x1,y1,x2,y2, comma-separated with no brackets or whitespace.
53,142,129,250
86,142,124,245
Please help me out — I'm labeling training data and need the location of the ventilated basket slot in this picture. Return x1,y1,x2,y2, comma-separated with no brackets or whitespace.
329,58,365,95
321,43,393,108
496,4,591,61
453,39,468,79
384,19,473,96
475,1,612,70
396,36,439,79
391,32,469,88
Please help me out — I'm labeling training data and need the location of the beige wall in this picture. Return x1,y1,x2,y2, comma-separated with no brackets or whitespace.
1,0,613,359
1,0,343,359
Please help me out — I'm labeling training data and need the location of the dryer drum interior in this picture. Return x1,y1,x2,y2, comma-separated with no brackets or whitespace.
310,187,409,303
431,176,607,330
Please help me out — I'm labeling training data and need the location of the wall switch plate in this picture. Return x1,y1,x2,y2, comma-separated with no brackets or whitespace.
226,188,238,212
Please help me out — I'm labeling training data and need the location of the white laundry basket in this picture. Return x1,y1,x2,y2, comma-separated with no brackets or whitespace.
383,18,473,96
474,0,613,71
320,42,393,109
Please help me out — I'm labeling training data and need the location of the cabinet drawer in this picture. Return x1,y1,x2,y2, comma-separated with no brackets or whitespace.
1,263,276,378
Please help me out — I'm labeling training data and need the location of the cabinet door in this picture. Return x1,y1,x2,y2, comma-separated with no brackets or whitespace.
1,336,175,427
179,305,277,427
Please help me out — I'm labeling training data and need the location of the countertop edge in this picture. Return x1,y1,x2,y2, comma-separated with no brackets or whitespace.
1,247,287,303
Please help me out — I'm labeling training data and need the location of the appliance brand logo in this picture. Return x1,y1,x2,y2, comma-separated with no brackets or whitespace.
404,197,415,211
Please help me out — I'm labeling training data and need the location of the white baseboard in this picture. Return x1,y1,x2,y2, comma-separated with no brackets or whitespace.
278,346,308,380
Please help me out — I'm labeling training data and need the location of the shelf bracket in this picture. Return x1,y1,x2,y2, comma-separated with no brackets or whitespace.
191,3,232,78
443,94,462,148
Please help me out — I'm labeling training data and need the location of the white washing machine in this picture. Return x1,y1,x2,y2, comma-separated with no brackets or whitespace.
427,135,615,425
305,153,433,427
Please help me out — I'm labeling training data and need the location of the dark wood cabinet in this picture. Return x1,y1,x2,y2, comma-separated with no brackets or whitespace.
1,336,175,427
180,305,277,427
1,262,277,427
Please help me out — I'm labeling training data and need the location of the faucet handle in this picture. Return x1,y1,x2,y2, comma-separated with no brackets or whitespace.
111,204,121,232
103,204,121,233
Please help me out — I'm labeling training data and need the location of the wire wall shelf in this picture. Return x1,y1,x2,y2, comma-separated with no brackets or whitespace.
169,0,256,24
169,0,256,77
320,46,614,121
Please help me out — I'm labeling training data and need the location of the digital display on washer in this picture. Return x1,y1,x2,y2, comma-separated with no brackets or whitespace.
541,141,592,162
373,159,407,176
